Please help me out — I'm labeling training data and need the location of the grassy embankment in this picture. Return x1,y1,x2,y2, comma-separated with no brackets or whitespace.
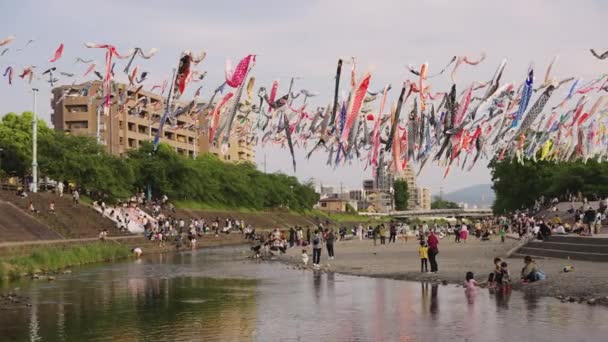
174,200,390,224
0,242,129,282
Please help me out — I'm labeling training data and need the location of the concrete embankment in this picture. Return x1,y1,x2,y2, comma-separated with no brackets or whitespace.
0,233,248,282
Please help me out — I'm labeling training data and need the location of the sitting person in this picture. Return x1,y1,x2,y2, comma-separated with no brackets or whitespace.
481,230,491,241
521,256,545,283
554,225,567,235
301,249,309,266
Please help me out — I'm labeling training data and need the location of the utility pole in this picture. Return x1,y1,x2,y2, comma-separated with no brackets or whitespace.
263,153,267,173
96,102,101,143
31,88,39,193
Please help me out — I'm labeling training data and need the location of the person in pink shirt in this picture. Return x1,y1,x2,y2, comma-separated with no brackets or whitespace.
464,271,477,303
427,231,440,273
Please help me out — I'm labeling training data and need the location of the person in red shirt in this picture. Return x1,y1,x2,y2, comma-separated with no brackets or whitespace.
427,231,440,273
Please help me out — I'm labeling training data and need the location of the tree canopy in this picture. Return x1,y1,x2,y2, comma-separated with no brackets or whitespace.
393,179,409,210
0,112,319,211
431,197,460,209
489,158,608,213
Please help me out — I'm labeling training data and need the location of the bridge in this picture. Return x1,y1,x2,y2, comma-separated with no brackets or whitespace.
382,208,493,219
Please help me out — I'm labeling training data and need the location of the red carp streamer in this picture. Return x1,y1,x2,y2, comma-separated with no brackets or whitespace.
49,43,64,62
209,92,234,143
225,54,255,88
340,72,371,144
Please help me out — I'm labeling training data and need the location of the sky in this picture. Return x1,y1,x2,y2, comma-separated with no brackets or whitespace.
0,0,606,194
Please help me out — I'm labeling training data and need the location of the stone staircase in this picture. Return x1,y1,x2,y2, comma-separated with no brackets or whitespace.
0,200,62,242
515,235,608,262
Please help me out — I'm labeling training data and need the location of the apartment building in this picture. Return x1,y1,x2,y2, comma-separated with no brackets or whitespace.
51,81,255,163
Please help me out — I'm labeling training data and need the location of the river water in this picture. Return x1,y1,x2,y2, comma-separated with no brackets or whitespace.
1,246,607,341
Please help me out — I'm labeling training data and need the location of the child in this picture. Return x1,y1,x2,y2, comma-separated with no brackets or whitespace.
418,241,429,273
301,249,309,267
500,261,511,284
499,227,506,243
465,271,477,291
465,271,477,303
49,201,55,214
488,257,503,288
132,247,143,258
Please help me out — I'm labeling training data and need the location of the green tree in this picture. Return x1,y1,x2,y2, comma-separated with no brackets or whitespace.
489,157,608,213
431,198,460,209
393,179,409,210
0,112,52,178
1,111,321,211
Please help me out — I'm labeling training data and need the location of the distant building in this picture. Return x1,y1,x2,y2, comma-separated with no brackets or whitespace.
51,81,255,163
363,180,375,191
366,190,393,213
375,163,394,190
316,198,353,213
394,164,432,210
320,186,335,197
349,190,364,201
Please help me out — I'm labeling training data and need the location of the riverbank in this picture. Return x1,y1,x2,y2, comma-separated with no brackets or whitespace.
278,237,608,306
0,233,248,282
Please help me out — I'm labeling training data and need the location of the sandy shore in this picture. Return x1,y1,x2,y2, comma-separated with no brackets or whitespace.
278,236,608,305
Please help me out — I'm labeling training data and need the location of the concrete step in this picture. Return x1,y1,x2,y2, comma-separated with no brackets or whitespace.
516,247,608,262
527,241,608,254
545,235,608,245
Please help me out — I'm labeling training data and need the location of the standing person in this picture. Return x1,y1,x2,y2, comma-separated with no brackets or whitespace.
72,189,80,204
454,223,461,243
380,224,387,245
584,206,597,236
419,241,429,273
464,271,477,303
372,225,379,246
306,227,311,246
389,223,397,243
49,201,55,214
289,227,295,248
297,227,303,246
460,224,469,243
326,229,335,260
499,226,506,243
57,181,64,197
427,231,440,273
357,224,363,240
312,230,323,267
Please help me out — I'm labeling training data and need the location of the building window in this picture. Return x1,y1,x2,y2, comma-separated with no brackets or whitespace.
66,121,88,129
66,105,88,113
119,137,124,145
321,202,327,207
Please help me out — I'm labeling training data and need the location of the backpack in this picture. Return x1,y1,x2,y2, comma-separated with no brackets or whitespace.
313,236,320,245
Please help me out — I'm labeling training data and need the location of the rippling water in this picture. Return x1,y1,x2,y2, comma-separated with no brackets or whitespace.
1,247,608,341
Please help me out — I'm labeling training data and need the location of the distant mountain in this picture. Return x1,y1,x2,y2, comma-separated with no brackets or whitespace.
441,184,495,208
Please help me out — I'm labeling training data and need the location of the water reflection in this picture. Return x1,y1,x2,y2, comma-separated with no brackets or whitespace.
1,247,607,342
